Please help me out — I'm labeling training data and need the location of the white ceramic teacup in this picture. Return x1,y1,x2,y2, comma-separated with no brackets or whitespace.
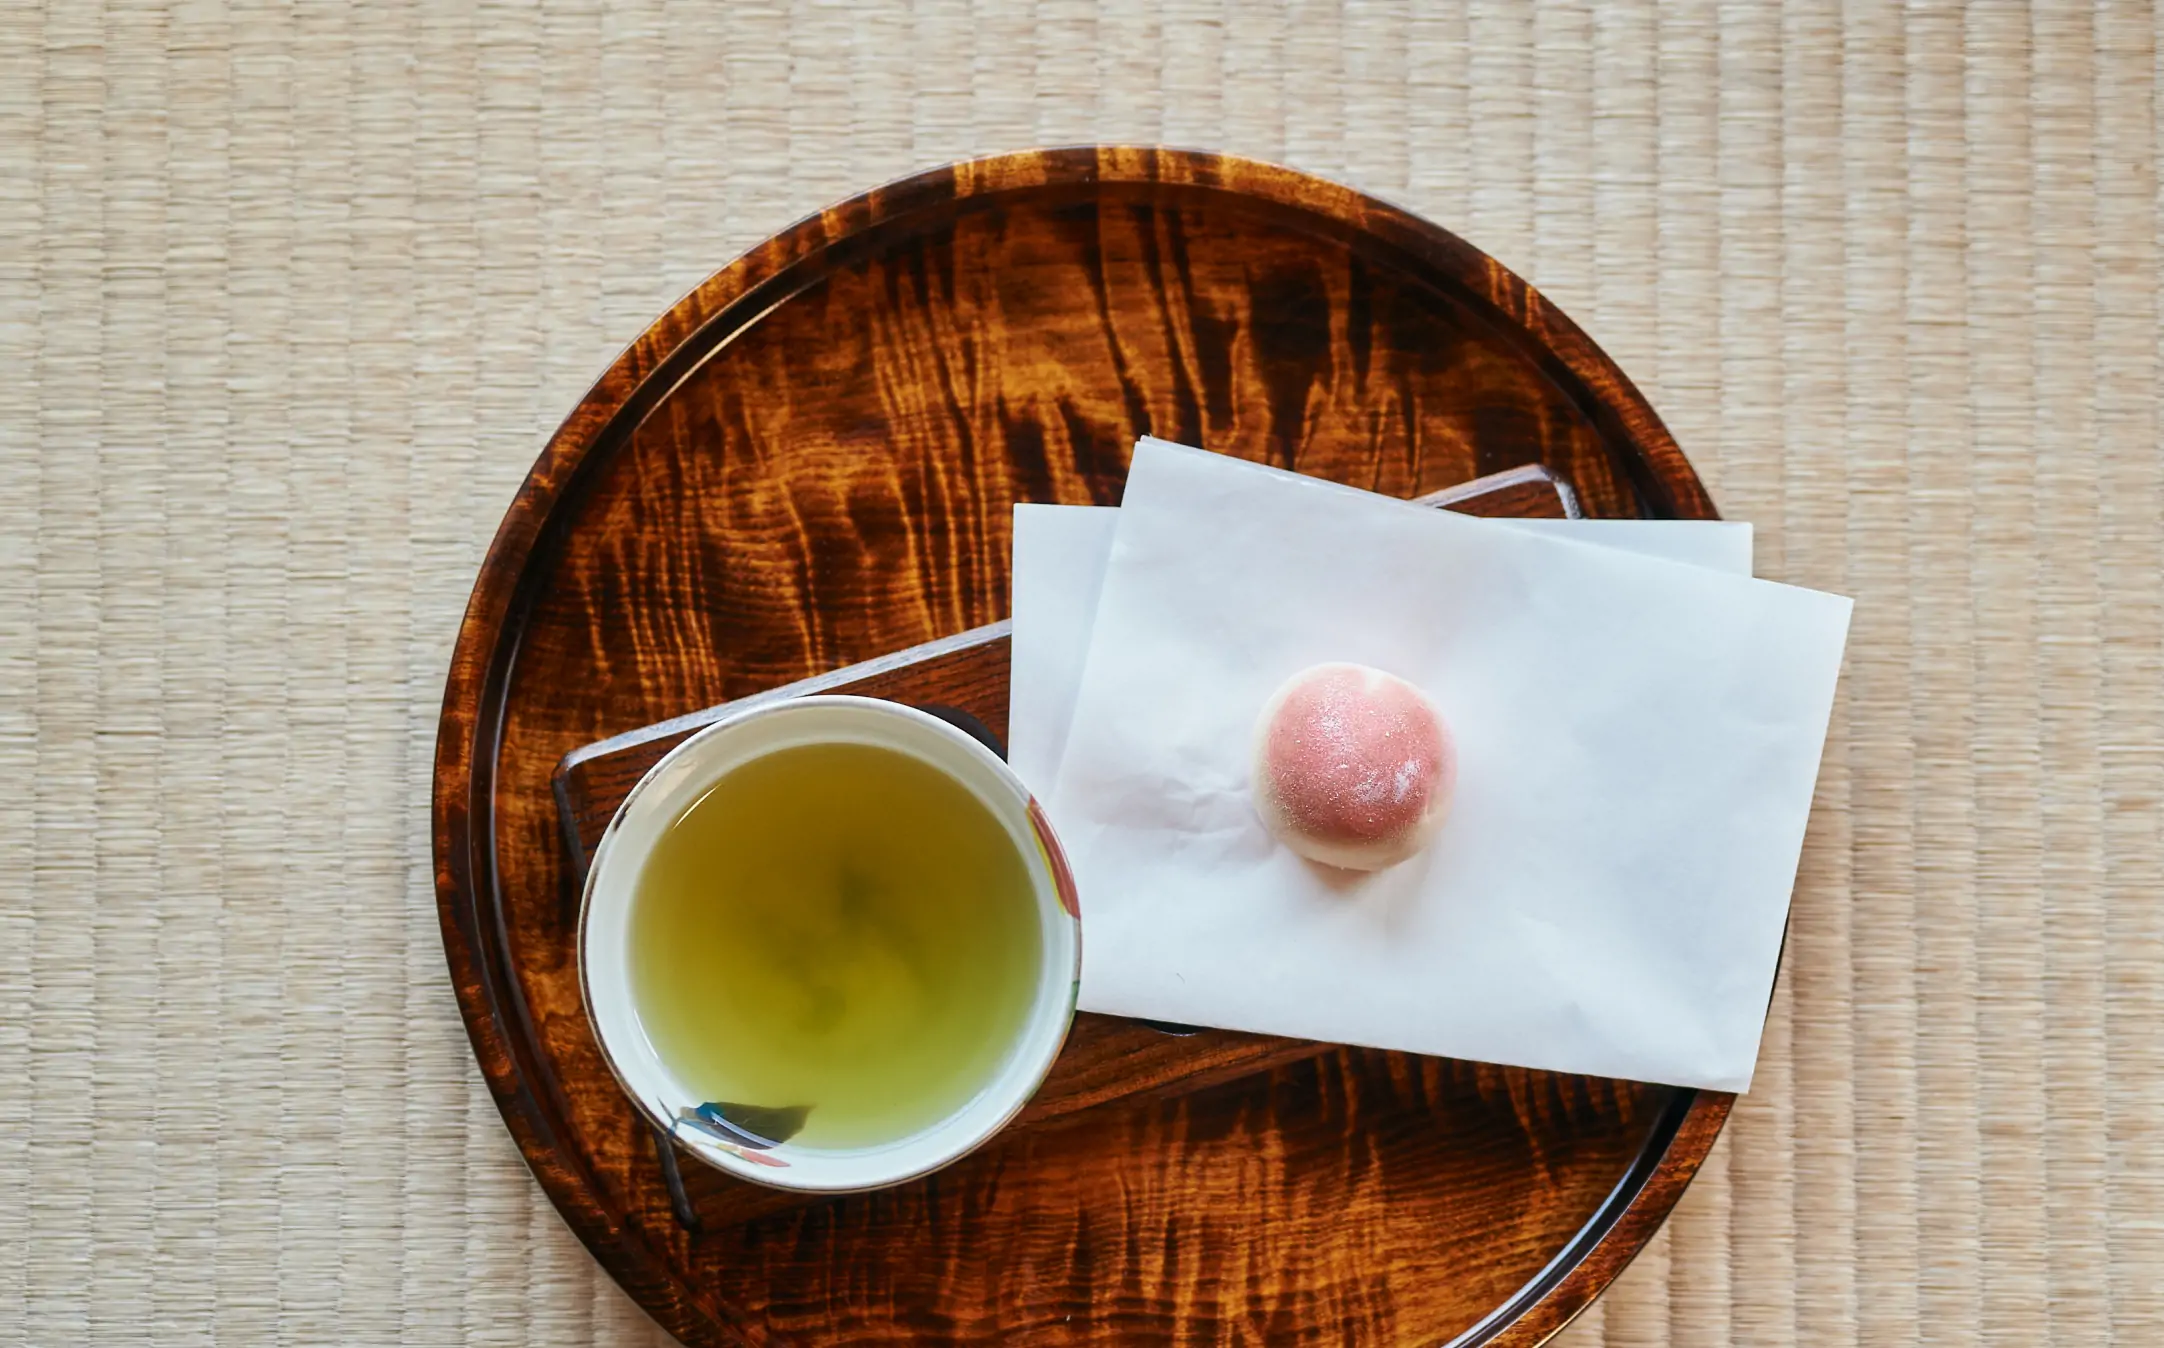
578,696,1082,1193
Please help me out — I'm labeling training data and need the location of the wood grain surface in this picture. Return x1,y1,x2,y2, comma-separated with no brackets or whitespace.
434,148,1729,1346
550,461,1583,1235
550,464,1575,870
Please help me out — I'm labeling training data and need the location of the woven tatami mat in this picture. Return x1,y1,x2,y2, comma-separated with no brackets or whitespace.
4,1,2160,1343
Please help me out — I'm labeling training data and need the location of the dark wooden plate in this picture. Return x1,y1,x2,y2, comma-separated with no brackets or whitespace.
434,147,1729,1347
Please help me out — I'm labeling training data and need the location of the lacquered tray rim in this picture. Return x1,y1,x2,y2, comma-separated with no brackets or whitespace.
432,145,1733,1348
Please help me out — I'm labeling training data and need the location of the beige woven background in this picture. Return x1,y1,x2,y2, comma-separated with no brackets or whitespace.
5,0,2160,1343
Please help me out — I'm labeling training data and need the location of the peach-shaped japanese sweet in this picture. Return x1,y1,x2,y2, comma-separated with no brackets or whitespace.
1251,662,1455,872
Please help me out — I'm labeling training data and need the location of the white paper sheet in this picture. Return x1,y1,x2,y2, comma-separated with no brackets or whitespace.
1044,439,1850,1091
1009,505,1756,799
1008,505,1123,797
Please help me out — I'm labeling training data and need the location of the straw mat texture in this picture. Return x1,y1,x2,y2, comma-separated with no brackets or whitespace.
3,1,2160,1342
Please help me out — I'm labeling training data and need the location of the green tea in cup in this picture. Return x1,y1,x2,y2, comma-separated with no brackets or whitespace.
629,740,1045,1149
578,696,1081,1192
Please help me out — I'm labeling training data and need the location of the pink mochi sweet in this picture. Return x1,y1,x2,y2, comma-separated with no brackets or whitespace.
1251,662,1455,872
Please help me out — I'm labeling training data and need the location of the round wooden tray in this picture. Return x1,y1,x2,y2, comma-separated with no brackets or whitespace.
434,147,1729,1347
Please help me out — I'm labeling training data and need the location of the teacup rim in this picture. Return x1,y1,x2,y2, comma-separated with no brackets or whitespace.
575,694,1083,1194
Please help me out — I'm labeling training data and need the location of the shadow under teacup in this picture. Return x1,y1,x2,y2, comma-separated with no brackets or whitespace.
578,696,1082,1193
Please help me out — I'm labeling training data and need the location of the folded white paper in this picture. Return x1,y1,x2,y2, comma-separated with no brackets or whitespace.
1009,506,1124,799
1043,439,1850,1091
1010,505,1755,797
